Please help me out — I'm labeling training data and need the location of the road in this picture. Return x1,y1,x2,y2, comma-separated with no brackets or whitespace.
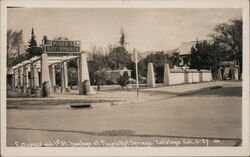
6,81,242,147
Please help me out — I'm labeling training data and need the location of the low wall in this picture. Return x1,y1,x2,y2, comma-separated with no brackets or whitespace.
184,70,200,83
200,70,212,82
165,64,212,85
169,71,185,85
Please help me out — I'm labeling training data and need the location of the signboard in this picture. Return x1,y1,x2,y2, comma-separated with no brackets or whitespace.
44,40,81,53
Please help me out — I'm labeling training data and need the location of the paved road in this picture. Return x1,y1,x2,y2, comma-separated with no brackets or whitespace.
7,81,242,147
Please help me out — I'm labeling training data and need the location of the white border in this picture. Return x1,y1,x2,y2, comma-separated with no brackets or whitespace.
1,0,249,156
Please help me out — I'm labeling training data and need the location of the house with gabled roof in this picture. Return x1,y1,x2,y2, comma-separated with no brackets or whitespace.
176,40,213,67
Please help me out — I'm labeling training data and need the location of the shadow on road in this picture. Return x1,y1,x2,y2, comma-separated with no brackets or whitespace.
140,87,242,98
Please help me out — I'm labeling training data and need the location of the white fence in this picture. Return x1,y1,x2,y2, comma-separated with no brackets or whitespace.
163,64,212,86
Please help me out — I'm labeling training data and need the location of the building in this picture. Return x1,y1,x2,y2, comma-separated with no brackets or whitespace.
176,40,213,67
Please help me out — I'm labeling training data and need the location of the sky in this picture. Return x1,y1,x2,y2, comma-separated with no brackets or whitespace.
7,8,241,53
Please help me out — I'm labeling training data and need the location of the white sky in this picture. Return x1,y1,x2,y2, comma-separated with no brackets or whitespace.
7,8,241,52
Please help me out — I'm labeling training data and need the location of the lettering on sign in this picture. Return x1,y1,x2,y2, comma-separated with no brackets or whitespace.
45,40,81,53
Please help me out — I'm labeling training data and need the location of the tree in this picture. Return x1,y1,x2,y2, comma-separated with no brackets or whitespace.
88,46,110,85
119,28,127,48
26,28,42,58
210,19,242,73
139,51,168,83
117,71,130,89
190,41,222,78
168,52,181,68
7,29,26,67
107,29,131,70
108,46,131,70
94,68,110,91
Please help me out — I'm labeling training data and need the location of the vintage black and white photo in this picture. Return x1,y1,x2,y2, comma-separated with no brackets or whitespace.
1,0,249,156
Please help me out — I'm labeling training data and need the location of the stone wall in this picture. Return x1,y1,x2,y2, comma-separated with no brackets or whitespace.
164,63,212,86
169,71,185,85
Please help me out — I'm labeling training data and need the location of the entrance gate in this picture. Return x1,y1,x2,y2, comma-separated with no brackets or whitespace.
9,36,94,96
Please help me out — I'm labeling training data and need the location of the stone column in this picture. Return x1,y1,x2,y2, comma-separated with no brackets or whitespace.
41,53,51,96
163,63,170,85
14,69,18,89
31,63,39,94
147,63,156,87
23,64,29,93
18,67,24,89
60,62,65,93
12,71,16,92
217,66,222,80
49,64,56,92
77,58,80,86
34,64,39,88
79,52,90,95
30,63,35,90
234,68,239,80
27,65,30,88
63,62,68,90
14,69,18,88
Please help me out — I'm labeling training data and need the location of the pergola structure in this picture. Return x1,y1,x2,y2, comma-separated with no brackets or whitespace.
8,38,93,96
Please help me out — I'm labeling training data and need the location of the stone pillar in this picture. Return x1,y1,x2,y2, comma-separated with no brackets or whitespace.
14,69,18,88
163,63,170,85
234,68,239,80
27,65,30,87
23,64,29,93
18,67,23,88
217,66,222,80
77,58,80,86
60,62,65,93
41,53,51,96
147,63,156,87
12,71,15,92
30,63,35,90
49,64,56,91
209,69,212,81
63,62,68,89
31,62,39,94
34,65,39,88
79,52,91,95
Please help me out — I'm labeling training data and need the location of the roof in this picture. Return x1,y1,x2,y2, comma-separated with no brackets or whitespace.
177,40,213,56
177,41,198,55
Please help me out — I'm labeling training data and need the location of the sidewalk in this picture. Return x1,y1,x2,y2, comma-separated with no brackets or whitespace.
7,81,242,108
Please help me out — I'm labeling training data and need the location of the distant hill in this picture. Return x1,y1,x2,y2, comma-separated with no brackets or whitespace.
140,48,178,59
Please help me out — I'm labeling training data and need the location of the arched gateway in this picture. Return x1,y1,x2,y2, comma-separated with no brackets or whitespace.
9,36,94,97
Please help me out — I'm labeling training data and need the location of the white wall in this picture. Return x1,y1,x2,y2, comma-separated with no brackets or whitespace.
187,72,193,83
169,72,185,85
192,72,200,83
164,66,212,86
201,72,212,82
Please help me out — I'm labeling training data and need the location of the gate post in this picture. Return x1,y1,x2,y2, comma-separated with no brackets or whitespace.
164,63,170,85
41,53,51,97
63,62,68,90
60,61,65,93
79,52,92,95
23,64,29,93
49,64,56,92
147,63,156,87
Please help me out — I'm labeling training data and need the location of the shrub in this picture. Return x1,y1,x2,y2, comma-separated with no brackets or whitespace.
117,71,130,89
